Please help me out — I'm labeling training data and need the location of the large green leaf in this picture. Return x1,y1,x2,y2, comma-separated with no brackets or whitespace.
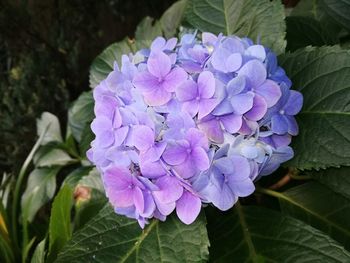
89,39,136,88
279,46,350,170
286,16,337,51
36,112,63,145
21,167,60,222
33,146,74,167
68,91,94,142
47,185,73,262
56,204,209,263
320,0,350,31
184,0,286,54
207,204,350,262
310,166,350,200
135,16,162,50
277,182,350,249
161,0,187,38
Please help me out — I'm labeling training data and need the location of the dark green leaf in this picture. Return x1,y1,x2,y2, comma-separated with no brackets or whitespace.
31,239,46,263
47,185,73,262
161,0,187,38
286,16,337,51
68,91,94,142
279,46,350,170
278,182,350,250
34,147,74,167
37,112,63,145
207,204,350,262
56,204,209,263
135,16,162,50
89,39,136,88
21,167,60,222
321,0,350,31
78,124,94,158
310,166,350,200
184,0,286,54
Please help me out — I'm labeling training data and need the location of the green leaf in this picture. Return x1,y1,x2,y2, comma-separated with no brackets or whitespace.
31,239,46,263
277,182,350,250
207,204,350,262
286,16,337,51
77,168,104,193
279,46,350,170
160,0,187,38
34,147,74,167
68,91,94,142
184,0,286,54
37,112,63,145
47,185,73,262
56,204,209,263
135,16,162,50
63,166,94,189
310,166,350,200
21,167,60,222
89,39,136,88
320,0,350,31
78,124,94,158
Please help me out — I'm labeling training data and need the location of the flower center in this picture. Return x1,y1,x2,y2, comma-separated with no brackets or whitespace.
279,109,285,115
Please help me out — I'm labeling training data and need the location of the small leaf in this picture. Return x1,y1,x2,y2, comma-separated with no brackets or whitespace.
78,168,104,193
279,46,350,170
68,91,94,142
310,166,350,200
78,125,94,158
31,239,46,263
63,166,94,189
184,0,286,54
160,0,187,38
207,204,350,262
37,112,63,145
34,147,73,168
56,204,209,263
47,185,73,262
135,16,162,50
278,181,350,249
21,167,60,222
320,0,350,31
286,16,337,51
89,39,135,88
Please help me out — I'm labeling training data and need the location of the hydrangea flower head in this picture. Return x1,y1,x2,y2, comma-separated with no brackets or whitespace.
88,33,303,227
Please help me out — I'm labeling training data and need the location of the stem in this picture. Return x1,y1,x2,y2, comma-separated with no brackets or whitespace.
10,126,49,253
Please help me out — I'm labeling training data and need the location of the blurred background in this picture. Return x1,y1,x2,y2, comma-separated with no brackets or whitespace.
0,0,177,175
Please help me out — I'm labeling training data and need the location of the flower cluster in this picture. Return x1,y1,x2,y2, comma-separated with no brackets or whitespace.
87,33,303,227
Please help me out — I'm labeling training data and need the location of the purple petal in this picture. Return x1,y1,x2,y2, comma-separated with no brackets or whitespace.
133,71,158,93
91,116,112,134
153,175,183,203
132,125,154,151
96,131,114,148
154,199,175,216
227,177,255,197
151,37,166,51
140,160,167,179
211,183,237,211
104,167,131,190
212,100,234,116
143,88,172,106
231,92,254,114
284,90,303,115
244,94,267,121
255,80,281,107
191,147,210,171
173,158,198,179
198,99,218,119
133,187,144,213
186,128,208,149
238,59,266,88
140,191,156,217
176,79,198,102
163,144,188,165
271,114,288,135
182,100,199,117
198,118,224,144
227,75,246,95
214,157,234,174
285,115,299,135
147,51,171,78
198,71,215,99
231,155,251,178
245,45,266,61
225,53,242,72
114,126,129,146
163,68,188,92
110,189,134,208
211,48,231,72
176,191,201,224
220,114,242,133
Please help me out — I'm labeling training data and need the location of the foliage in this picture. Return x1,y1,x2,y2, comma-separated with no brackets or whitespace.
1,0,350,262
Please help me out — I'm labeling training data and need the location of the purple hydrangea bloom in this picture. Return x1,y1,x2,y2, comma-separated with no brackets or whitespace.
88,33,303,228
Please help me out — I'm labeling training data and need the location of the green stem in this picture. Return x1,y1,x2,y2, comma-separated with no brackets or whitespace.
10,126,49,255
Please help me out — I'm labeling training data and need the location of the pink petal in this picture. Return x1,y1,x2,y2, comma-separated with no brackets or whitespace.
153,175,183,203
133,71,159,93
176,191,201,225
198,118,224,144
143,88,172,106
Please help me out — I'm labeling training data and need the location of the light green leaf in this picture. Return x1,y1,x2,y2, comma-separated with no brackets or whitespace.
34,147,74,167
279,46,350,170
37,112,63,145
78,168,104,192
277,182,350,249
21,167,60,222
286,16,337,51
63,166,94,189
135,16,162,50
320,0,350,31
56,204,209,263
184,0,286,54
310,166,350,200
207,204,350,262
47,185,73,262
31,239,46,263
68,91,94,142
89,39,136,88
161,0,187,38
